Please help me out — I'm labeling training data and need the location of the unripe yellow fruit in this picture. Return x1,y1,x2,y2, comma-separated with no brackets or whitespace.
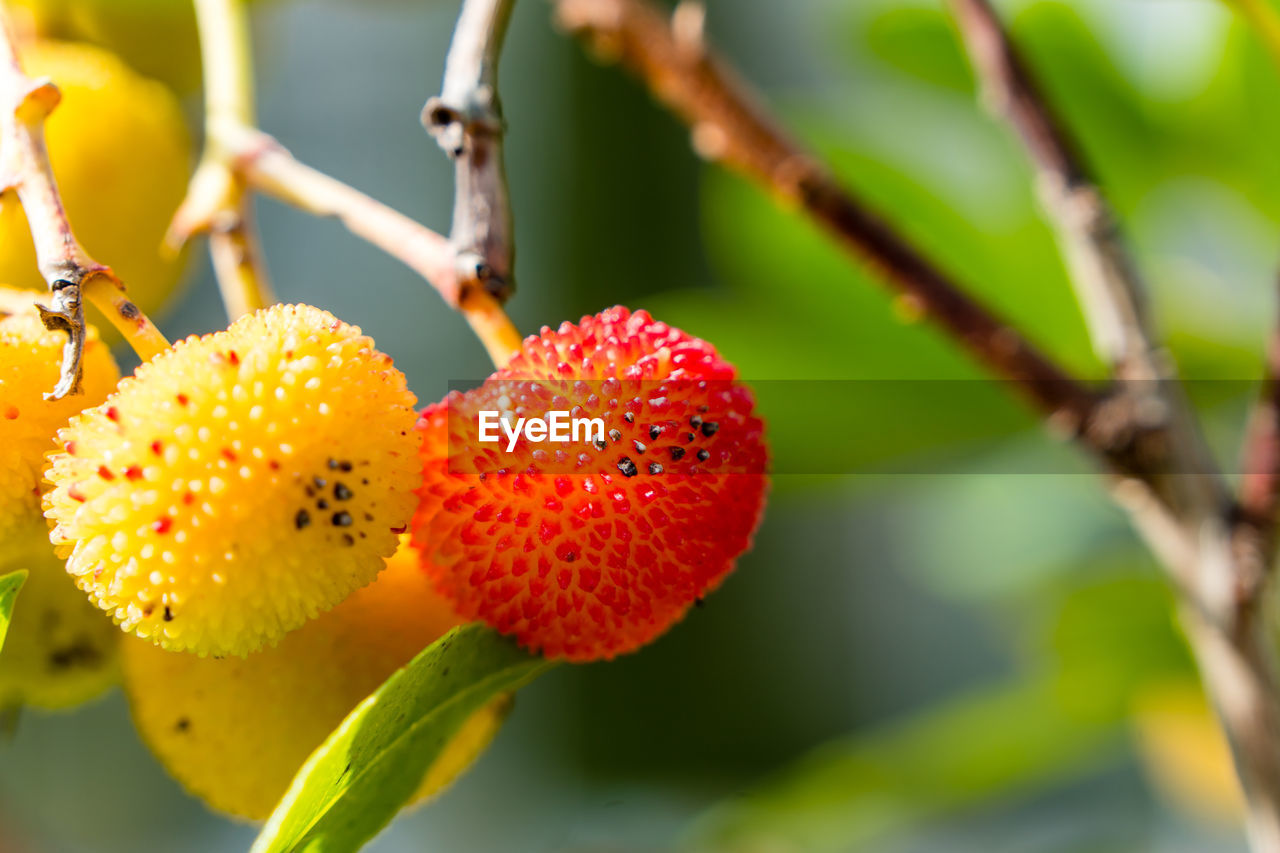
0,288,119,553
0,41,191,331
123,539,507,820
44,304,421,657
0,518,120,710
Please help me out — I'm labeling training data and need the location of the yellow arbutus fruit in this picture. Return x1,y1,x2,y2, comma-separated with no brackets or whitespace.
0,41,191,331
0,518,119,710
123,538,508,820
0,287,119,554
1130,679,1243,824
44,304,421,657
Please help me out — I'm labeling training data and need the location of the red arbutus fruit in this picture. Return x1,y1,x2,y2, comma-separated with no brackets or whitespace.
413,307,767,661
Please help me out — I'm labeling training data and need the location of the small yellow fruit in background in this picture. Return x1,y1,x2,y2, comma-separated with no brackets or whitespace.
0,287,118,554
44,304,421,657
0,518,120,710
0,41,191,332
1131,679,1243,824
9,0,202,94
124,539,507,820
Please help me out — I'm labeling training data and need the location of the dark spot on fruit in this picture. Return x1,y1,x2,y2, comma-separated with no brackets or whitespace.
334,483,353,500
363,513,373,521
221,448,237,462
176,393,189,406
339,460,353,472
608,429,622,442
649,425,661,440
623,412,635,423
699,405,709,413
124,466,143,481
152,518,173,535
701,421,719,437
342,533,355,546
648,462,663,475
48,636,102,669
328,458,339,470
690,415,703,429
670,447,685,461
685,433,695,443
119,301,140,320
150,440,163,455
563,551,577,562
317,499,329,510
617,457,638,478
163,606,174,622
269,459,280,470
391,524,407,534
175,717,191,733
633,440,646,454
593,438,607,451
361,478,369,485
333,511,353,527
694,597,705,608
697,449,710,461
313,476,327,488
295,509,311,529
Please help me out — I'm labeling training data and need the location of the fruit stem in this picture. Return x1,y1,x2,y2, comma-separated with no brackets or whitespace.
0,4,170,396
208,123,523,368
424,0,518,304
170,0,276,321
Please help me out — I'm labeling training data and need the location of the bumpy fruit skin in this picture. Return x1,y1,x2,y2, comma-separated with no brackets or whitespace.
413,307,767,661
44,304,421,657
123,539,507,821
0,289,119,554
0,41,191,328
0,518,120,710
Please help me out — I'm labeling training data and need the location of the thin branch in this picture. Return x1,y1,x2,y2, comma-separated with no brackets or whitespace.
423,0,517,303
213,123,523,366
169,0,275,320
0,5,168,398
946,0,1280,845
948,0,1148,376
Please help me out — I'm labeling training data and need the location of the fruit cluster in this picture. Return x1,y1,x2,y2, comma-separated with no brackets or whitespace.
0,25,767,824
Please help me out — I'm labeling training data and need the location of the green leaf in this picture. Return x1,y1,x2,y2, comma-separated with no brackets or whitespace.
251,623,554,853
0,570,27,653
685,677,1121,853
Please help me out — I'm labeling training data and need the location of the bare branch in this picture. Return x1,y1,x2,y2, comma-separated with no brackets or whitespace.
424,0,516,303
0,5,168,397
948,0,1150,376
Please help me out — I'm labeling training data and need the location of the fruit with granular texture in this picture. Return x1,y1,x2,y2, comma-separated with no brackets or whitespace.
413,306,767,661
0,517,120,710
0,288,119,557
0,41,191,329
123,538,508,820
44,304,421,657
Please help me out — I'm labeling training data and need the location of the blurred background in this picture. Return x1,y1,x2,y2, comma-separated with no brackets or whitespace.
2,0,1277,849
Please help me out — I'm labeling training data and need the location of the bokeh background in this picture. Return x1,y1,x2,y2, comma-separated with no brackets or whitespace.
2,0,1277,850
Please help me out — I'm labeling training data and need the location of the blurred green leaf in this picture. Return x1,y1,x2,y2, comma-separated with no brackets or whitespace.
864,5,974,91
0,570,26,653
251,624,552,853
686,677,1120,853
